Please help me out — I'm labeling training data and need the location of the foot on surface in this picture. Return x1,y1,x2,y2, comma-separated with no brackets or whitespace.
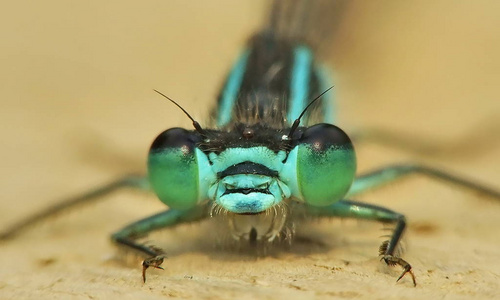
142,255,166,283
381,254,417,287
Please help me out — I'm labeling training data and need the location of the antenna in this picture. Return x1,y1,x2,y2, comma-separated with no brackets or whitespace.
287,86,334,139
153,89,205,136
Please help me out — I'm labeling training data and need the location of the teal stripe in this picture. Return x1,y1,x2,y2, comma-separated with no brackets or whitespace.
287,46,313,125
316,65,336,124
217,49,250,127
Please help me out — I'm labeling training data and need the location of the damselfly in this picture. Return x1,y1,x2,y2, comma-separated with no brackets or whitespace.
2,0,499,287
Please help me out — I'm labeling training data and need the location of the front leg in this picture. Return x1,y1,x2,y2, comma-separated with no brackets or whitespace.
307,199,417,286
111,204,208,282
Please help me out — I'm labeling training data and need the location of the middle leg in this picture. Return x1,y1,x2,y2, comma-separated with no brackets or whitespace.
348,164,500,199
306,199,417,286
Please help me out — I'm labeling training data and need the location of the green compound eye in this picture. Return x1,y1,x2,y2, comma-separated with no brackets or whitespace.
294,124,356,206
147,128,203,210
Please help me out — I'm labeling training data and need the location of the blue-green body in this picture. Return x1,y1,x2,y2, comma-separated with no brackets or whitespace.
147,31,357,241
132,3,426,283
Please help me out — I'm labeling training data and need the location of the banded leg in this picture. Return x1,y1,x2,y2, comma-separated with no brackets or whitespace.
0,175,149,240
111,205,207,282
307,199,417,286
348,164,500,199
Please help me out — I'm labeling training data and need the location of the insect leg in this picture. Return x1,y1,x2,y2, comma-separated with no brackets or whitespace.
307,199,416,286
348,164,500,199
0,174,149,240
111,205,207,282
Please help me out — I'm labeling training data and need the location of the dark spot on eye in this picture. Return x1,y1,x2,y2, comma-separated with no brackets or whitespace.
297,123,353,151
242,127,254,139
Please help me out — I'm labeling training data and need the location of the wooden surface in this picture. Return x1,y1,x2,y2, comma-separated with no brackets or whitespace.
1,1,499,299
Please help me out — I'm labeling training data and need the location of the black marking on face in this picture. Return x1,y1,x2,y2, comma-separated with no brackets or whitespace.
218,162,279,178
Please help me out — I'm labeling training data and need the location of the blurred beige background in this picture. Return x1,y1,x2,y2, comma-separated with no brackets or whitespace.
1,1,499,299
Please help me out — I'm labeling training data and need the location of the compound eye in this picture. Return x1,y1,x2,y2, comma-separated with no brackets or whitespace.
295,124,356,206
148,128,203,210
